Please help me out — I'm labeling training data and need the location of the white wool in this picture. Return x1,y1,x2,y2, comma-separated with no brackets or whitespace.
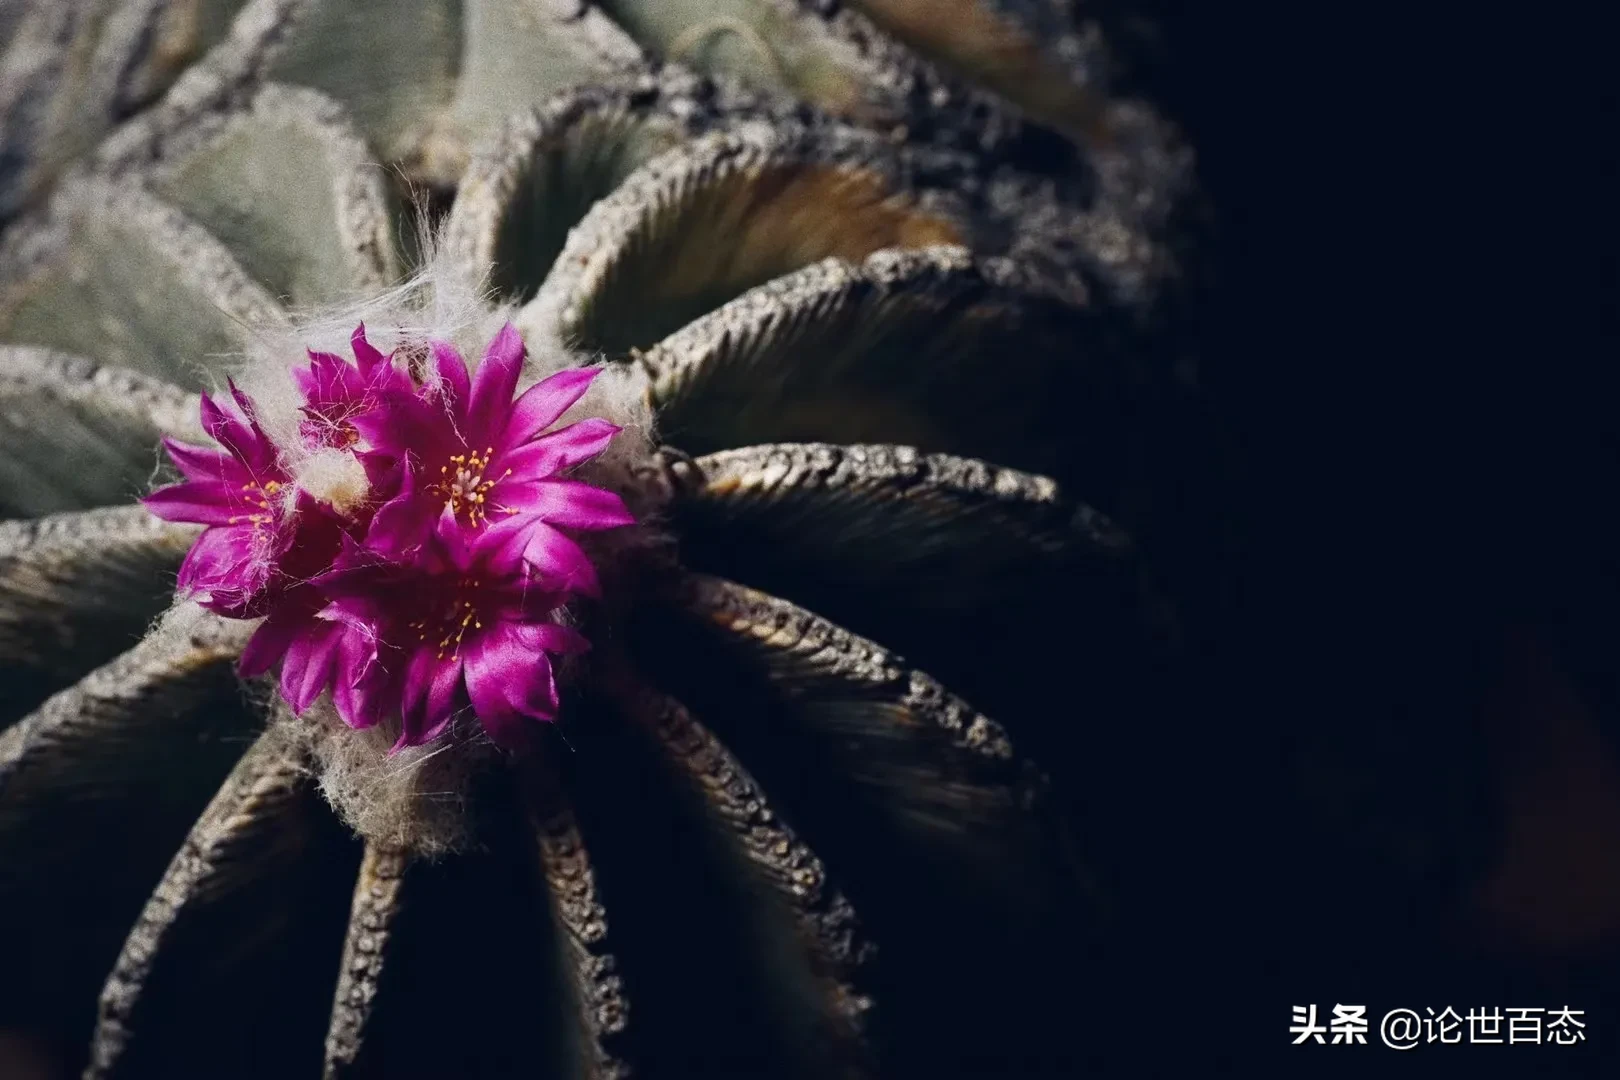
279,698,502,859
219,213,658,484
226,210,520,464
293,447,370,519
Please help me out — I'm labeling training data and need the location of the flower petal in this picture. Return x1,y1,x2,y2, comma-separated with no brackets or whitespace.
463,631,525,746
309,349,364,403
467,323,525,439
497,479,635,530
228,380,261,425
363,459,439,558
356,448,400,493
521,522,600,598
464,626,560,746
201,387,279,477
352,324,386,374
280,621,343,715
462,512,536,576
176,526,252,594
503,368,600,445
331,625,392,730
397,647,463,750
142,482,248,525
314,574,402,618
429,341,471,423
431,503,478,569
198,392,257,460
238,605,306,678
349,325,414,396
350,388,452,461
513,620,591,657
503,418,620,479
162,438,243,484
292,364,319,402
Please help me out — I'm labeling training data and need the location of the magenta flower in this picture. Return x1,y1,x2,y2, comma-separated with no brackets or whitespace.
355,324,633,568
142,322,633,750
311,513,592,749
295,324,412,449
143,384,294,616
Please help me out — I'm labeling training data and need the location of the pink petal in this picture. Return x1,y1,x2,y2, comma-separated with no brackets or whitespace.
395,648,437,744
199,392,257,460
176,526,249,591
238,606,306,678
503,368,600,445
396,648,463,750
230,383,280,459
464,626,560,746
180,531,270,617
228,380,261,424
333,669,384,730
414,708,459,749
162,438,243,484
279,622,343,715
497,479,635,530
467,323,525,439
142,482,247,525
275,499,348,585
349,326,413,397
429,341,471,422
513,620,591,657
201,387,279,477
351,388,450,460
355,448,401,499
307,349,362,403
352,324,384,373
463,512,534,576
363,460,439,558
331,626,391,730
432,503,476,569
174,530,266,611
521,522,600,598
462,633,524,745
503,418,620,479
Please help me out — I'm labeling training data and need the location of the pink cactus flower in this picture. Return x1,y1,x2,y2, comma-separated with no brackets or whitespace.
142,323,631,748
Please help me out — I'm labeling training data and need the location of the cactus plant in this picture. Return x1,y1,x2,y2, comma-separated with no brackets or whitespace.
0,3,1190,1078
0,0,1189,304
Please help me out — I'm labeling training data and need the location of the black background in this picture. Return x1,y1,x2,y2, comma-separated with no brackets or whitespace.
1108,2,1612,1074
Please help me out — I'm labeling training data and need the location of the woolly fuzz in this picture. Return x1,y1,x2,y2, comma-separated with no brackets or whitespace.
278,697,503,858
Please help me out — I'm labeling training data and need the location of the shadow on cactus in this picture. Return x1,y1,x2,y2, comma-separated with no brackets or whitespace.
0,7,1189,1077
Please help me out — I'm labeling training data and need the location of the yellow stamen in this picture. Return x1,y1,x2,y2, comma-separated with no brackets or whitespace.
427,448,510,527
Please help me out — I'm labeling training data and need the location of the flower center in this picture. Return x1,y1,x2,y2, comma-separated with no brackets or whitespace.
430,447,511,527
409,575,486,661
227,480,282,527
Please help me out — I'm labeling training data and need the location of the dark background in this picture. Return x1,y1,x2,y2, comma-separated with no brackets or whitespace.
1110,2,1613,1074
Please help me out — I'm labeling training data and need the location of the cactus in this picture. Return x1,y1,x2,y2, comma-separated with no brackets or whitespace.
0,3,1189,1077
0,0,1189,304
